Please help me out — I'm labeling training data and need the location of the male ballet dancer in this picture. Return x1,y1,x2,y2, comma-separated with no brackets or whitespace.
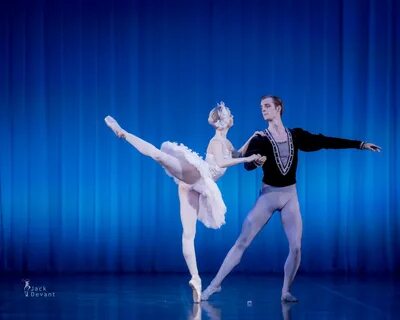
202,95,381,302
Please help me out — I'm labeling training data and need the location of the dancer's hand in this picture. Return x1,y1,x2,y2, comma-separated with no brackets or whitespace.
361,142,381,152
253,130,266,137
255,156,267,166
246,154,262,163
246,154,267,166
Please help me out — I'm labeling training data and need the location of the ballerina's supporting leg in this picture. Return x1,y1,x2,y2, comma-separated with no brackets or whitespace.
178,183,202,303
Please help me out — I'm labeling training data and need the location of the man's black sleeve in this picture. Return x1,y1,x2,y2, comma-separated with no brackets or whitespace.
244,135,265,171
293,128,362,152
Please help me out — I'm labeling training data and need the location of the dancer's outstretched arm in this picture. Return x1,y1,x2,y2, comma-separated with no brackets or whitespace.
293,128,382,152
208,140,261,168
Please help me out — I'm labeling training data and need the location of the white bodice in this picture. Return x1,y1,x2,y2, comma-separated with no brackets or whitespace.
205,137,232,181
205,154,227,181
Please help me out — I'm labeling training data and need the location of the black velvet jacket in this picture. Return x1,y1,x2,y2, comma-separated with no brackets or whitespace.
244,128,362,187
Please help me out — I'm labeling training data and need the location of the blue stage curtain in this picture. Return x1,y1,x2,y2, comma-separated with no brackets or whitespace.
0,0,399,274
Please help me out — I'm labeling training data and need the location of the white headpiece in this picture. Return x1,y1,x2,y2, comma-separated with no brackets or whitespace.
211,101,230,129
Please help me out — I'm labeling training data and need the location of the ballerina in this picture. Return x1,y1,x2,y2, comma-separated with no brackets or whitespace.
105,102,264,303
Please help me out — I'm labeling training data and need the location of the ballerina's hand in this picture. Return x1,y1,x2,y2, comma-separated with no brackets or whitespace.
247,154,267,166
255,155,267,166
254,130,266,137
246,154,261,162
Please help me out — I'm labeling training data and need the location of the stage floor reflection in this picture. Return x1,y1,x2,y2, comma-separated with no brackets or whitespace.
0,273,398,319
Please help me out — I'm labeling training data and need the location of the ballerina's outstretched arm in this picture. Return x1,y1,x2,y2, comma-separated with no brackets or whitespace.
207,139,261,169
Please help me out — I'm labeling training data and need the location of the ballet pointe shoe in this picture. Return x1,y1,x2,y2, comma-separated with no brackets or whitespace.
104,115,126,138
281,291,298,303
201,284,221,301
189,277,202,303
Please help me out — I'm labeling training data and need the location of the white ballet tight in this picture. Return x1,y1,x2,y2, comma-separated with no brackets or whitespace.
124,132,201,184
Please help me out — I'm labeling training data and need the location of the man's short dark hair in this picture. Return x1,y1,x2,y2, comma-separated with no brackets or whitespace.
261,95,284,116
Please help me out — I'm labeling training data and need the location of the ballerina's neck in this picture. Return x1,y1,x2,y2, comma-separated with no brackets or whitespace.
214,130,229,140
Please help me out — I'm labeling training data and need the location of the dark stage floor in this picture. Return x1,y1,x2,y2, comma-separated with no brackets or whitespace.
0,273,398,319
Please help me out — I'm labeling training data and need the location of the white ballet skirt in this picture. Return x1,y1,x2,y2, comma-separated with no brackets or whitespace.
160,141,227,229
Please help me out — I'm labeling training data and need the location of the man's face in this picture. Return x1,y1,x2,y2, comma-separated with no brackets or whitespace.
260,97,280,121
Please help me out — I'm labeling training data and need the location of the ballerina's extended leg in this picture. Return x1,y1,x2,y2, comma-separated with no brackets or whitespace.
105,116,200,184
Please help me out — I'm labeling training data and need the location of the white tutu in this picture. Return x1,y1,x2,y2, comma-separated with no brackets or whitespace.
160,141,227,229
